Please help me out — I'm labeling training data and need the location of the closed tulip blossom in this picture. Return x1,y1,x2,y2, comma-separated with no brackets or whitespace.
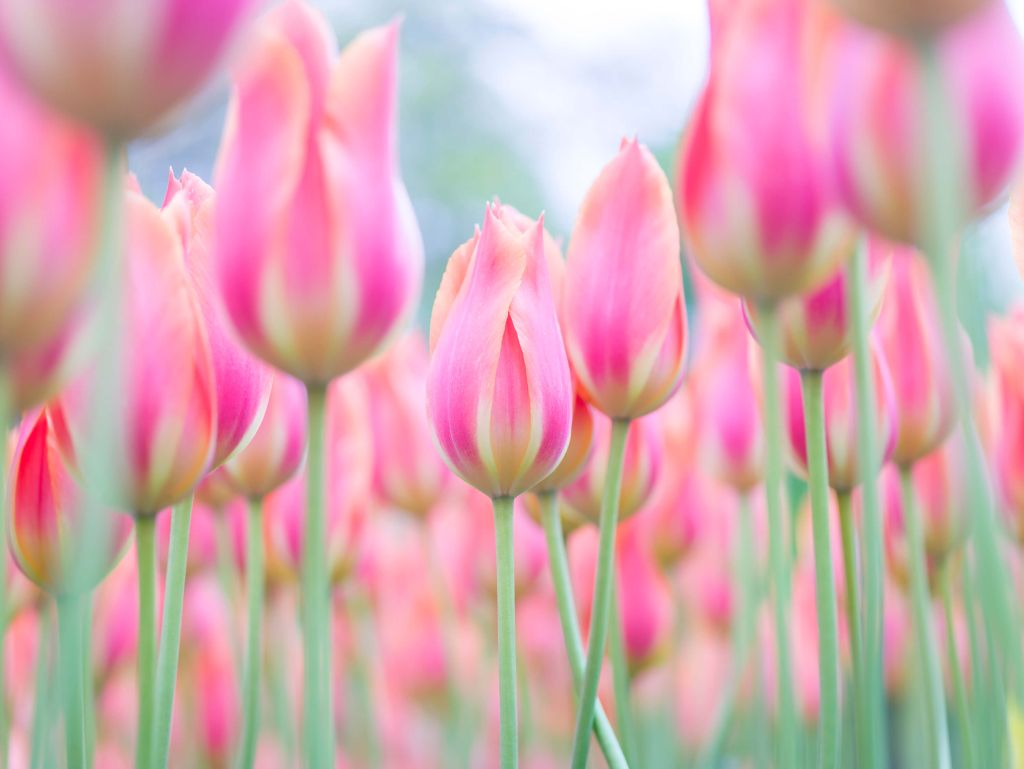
816,0,1024,244
875,248,957,467
563,139,686,419
785,345,896,492
745,243,890,372
679,0,855,304
0,0,258,137
827,0,994,35
162,170,271,469
215,2,423,385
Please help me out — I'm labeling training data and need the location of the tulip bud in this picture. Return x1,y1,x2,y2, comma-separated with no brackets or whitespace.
55,188,217,516
875,248,957,466
162,170,271,469
785,344,896,491
0,66,100,402
7,409,129,594
533,392,594,495
427,204,573,498
745,242,890,371
215,5,423,385
816,0,1024,244
364,334,450,517
679,0,855,303
224,371,307,500
0,0,257,137
827,0,994,37
264,376,371,584
562,416,661,525
195,467,239,511
564,138,686,418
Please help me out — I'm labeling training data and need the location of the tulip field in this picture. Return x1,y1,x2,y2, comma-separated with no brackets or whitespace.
4,0,1024,767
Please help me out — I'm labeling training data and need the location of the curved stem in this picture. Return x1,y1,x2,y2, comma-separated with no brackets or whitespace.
800,369,841,769
837,492,866,766
236,497,265,769
940,563,975,769
135,516,157,769
846,240,887,769
152,494,194,769
570,418,631,769
302,385,331,769
609,585,638,766
756,305,798,767
539,493,630,769
493,496,518,769
57,596,85,769
898,466,951,769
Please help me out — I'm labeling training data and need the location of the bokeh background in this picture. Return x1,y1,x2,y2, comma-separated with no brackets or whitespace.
129,0,1024,356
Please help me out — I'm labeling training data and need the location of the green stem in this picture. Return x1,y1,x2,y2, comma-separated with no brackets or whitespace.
135,517,157,769
82,595,95,769
30,606,52,769
837,492,866,766
898,466,951,769
960,553,991,769
302,385,331,768
570,418,631,769
940,563,975,769
236,497,265,769
56,596,86,769
493,496,518,769
538,493,630,769
799,369,841,769
151,494,194,769
609,585,638,767
846,240,887,769
920,37,1024,710
757,305,798,767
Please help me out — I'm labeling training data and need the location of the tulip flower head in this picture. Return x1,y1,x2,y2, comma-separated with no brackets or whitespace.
680,0,856,304
427,203,573,499
215,3,423,386
7,409,129,594
827,0,996,40
0,0,257,137
817,0,1024,244
532,392,594,495
55,188,217,516
563,138,686,419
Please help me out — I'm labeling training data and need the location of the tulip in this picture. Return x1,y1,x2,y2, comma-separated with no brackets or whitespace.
195,467,239,512
875,248,957,467
533,392,594,496
614,524,672,673
0,0,257,137
745,243,890,372
816,0,1024,244
224,371,307,501
215,3,423,385
162,170,271,469
563,138,686,419
364,334,450,517
679,0,855,304
785,345,896,492
827,0,995,43
427,203,572,499
562,416,660,525
987,307,1024,538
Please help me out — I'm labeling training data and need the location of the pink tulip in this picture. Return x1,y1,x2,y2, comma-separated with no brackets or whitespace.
563,138,686,419
0,65,101,403
224,371,307,500
986,307,1024,537
92,555,145,681
264,375,371,584
615,522,672,672
679,0,855,303
6,408,129,593
0,0,257,136
562,416,661,524
363,334,451,517
215,3,423,385
6,325,85,414
195,466,240,511
827,0,993,35
785,344,896,491
427,203,572,498
875,247,957,466
745,241,890,371
816,0,1024,244
162,170,271,469
54,187,216,515
533,392,594,495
